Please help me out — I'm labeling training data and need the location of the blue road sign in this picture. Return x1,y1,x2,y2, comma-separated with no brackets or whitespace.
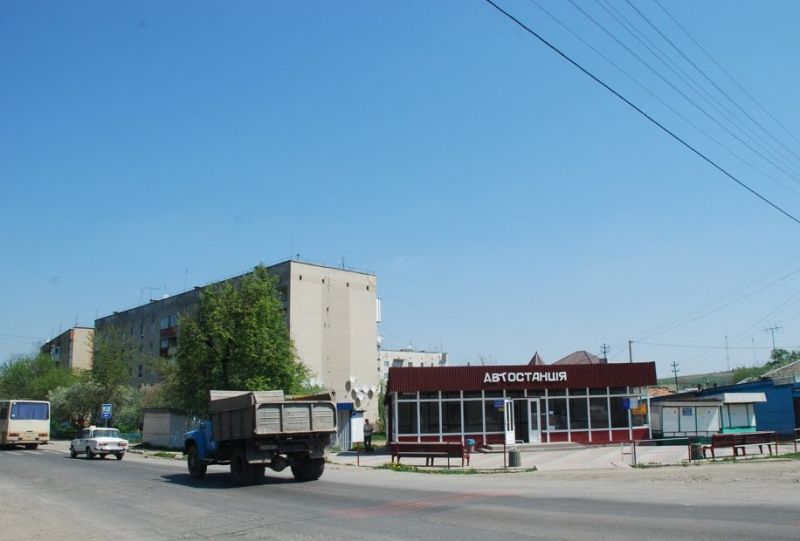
101,403,113,419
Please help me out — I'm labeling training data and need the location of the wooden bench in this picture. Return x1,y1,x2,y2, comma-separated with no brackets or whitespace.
389,442,470,468
702,431,777,459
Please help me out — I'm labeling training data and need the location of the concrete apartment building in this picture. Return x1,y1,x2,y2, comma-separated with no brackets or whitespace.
95,260,381,420
40,327,94,371
378,348,447,381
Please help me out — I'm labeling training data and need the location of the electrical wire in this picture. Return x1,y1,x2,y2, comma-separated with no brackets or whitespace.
624,0,800,171
652,0,800,149
574,0,800,185
604,0,800,177
482,0,800,225
525,0,800,198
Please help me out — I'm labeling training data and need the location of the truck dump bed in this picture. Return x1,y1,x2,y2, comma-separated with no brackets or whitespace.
208,390,337,442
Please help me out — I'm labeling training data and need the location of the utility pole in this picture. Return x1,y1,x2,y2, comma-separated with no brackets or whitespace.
725,335,730,371
764,325,782,360
600,343,610,363
671,361,680,391
628,340,633,363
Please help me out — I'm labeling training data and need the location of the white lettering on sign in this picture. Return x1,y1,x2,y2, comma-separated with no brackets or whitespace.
482,371,567,384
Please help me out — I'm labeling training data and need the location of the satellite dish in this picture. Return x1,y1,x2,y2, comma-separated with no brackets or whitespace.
354,397,362,408
345,380,352,392
351,389,358,400
367,389,374,399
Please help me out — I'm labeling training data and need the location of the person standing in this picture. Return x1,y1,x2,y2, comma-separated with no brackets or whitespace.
363,418,375,452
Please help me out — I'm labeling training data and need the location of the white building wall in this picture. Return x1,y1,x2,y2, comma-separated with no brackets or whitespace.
378,349,447,380
286,262,379,419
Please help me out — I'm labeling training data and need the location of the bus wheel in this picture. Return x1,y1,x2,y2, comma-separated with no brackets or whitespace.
25,444,38,450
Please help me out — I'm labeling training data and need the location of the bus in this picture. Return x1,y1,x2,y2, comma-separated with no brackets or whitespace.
0,400,50,449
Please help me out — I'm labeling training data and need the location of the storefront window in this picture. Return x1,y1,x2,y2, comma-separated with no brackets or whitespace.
590,387,608,395
569,397,588,429
569,388,587,396
484,390,503,398
548,389,566,396
484,401,505,432
548,398,568,430
610,397,629,428
398,402,418,434
419,402,440,433
505,390,524,398
398,392,417,400
463,391,482,398
609,387,628,395
590,397,609,429
464,401,483,432
442,391,461,399
420,392,438,399
443,402,462,433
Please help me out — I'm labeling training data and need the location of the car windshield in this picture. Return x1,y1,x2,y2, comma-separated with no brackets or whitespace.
93,429,121,438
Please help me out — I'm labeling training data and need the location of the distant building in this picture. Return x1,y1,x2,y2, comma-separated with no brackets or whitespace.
378,348,447,381
41,327,94,371
552,351,606,365
95,260,381,421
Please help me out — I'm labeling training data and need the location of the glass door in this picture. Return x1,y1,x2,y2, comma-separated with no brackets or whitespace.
504,399,515,445
528,399,542,443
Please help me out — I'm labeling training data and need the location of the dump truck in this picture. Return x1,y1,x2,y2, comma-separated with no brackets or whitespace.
184,390,337,484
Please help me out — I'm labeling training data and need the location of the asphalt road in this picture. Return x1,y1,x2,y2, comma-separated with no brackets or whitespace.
1,444,798,540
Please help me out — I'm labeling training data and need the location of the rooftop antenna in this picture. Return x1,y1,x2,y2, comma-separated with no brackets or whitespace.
140,287,159,303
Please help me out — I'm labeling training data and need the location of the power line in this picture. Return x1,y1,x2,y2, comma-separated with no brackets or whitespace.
634,340,775,350
572,0,800,186
524,0,800,198
652,0,800,149
482,0,800,225
624,0,800,171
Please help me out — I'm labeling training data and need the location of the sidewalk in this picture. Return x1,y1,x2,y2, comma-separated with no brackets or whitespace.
329,441,799,471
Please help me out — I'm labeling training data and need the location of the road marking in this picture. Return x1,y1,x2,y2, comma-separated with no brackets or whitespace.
331,490,518,519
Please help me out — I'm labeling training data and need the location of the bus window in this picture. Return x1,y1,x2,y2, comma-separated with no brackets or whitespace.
11,402,49,420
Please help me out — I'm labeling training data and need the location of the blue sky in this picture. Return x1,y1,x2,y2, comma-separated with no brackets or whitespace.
3,1,800,379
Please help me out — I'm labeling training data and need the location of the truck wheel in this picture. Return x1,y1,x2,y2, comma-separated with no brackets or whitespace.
230,446,257,485
187,445,207,479
291,457,325,482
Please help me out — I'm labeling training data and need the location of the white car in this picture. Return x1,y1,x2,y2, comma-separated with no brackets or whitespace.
70,426,128,460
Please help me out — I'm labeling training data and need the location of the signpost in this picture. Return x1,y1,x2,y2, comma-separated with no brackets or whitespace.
101,403,113,427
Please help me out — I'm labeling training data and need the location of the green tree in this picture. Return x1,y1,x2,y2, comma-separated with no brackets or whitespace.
176,265,309,413
0,352,77,400
90,326,155,418
732,348,800,383
49,374,103,431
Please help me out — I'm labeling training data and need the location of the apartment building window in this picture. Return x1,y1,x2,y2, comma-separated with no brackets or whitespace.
138,364,143,378
160,314,178,329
